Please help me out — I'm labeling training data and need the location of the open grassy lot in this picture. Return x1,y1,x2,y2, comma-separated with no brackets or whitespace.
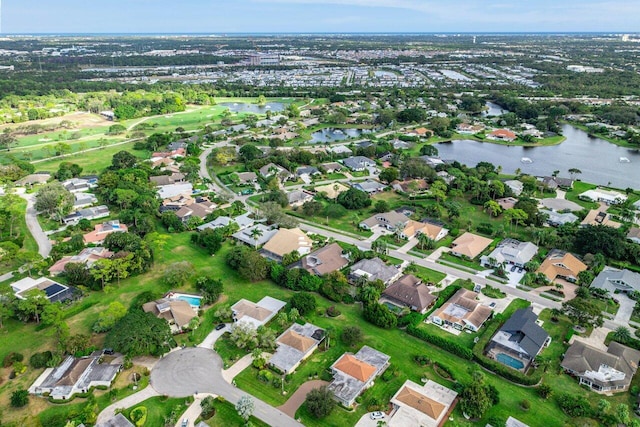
126,396,192,427
202,398,270,427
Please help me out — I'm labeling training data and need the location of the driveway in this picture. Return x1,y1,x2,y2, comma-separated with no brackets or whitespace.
276,380,328,418
354,412,389,427
198,323,230,349
615,294,635,324
20,193,52,258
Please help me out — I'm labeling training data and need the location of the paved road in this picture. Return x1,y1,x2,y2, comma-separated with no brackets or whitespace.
150,347,304,427
20,193,52,258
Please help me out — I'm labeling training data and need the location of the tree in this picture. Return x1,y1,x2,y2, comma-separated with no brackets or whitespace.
35,182,74,222
503,208,528,230
305,386,335,419
613,326,632,344
289,292,317,315
105,310,172,356
341,326,363,347
91,258,114,290
111,150,138,170
250,227,264,249
163,261,194,287
302,200,324,217
191,228,224,254
397,108,427,123
538,383,553,399
363,303,397,329
378,167,399,184
562,297,604,327
195,276,223,305
16,289,49,323
337,188,371,210
460,373,492,419
419,144,438,156
374,200,390,213
0,132,17,151
235,395,254,422
568,168,582,180
484,200,502,217
161,211,185,232
93,301,127,333
10,389,29,407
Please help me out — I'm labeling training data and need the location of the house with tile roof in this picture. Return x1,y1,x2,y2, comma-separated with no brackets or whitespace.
382,275,436,314
29,355,121,400
329,346,390,407
49,247,113,276
83,221,128,244
537,250,587,283
297,243,350,276
231,296,286,329
485,307,550,371
561,341,640,393
388,379,458,427
450,232,493,259
431,288,492,332
487,129,517,142
628,227,640,244
142,298,198,333
269,323,325,374
261,228,313,262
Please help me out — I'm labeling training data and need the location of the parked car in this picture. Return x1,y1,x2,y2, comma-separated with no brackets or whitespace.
370,411,385,420
510,265,517,272
215,324,226,331
181,419,188,427
103,348,114,355
518,267,524,273
489,302,496,308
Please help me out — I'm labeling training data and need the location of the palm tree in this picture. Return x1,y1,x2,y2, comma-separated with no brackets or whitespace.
613,326,631,344
250,227,263,249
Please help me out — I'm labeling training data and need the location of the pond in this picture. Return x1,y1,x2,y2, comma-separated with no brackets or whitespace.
219,102,285,114
309,128,367,143
435,124,640,189
483,101,508,117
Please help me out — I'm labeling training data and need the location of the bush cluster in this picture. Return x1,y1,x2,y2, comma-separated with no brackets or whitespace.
406,325,473,360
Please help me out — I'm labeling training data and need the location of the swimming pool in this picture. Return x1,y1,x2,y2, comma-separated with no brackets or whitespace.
172,294,202,308
496,353,524,370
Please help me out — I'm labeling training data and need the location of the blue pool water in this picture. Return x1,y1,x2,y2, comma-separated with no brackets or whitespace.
175,295,202,307
496,353,524,370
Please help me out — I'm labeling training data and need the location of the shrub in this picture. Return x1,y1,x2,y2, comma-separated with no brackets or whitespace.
326,306,341,317
406,325,473,360
556,393,592,417
305,386,336,419
398,312,423,327
289,292,317,316
3,352,24,368
129,406,148,427
30,351,53,369
341,326,363,347
413,355,431,366
10,389,29,407
520,399,530,410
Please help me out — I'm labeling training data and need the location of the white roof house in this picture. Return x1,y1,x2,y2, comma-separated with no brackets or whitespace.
579,189,627,205
482,239,538,268
231,296,286,329
157,183,193,199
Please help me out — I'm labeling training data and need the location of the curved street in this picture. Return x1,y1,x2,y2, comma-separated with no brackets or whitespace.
20,192,52,258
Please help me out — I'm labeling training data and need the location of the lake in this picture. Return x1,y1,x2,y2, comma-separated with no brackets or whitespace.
310,128,367,143
219,102,285,114
483,102,508,117
435,124,640,189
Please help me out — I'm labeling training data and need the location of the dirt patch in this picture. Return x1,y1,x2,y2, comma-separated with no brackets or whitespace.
0,112,111,133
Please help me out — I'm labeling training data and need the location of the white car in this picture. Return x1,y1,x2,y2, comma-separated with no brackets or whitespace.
181,419,188,427
370,411,385,420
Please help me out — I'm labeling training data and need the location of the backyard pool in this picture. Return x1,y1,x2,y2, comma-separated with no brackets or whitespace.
169,293,203,308
496,353,525,370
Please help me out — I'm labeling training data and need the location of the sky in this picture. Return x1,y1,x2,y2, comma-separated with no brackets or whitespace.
3,0,640,34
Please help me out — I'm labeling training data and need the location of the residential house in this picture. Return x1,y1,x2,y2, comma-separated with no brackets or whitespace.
261,228,313,262
537,250,587,283
298,243,350,276
142,298,198,333
408,127,433,138
431,288,492,332
236,172,258,185
96,413,135,427
497,197,518,211
157,183,193,199
167,141,188,151
634,200,640,211
15,172,51,186
231,296,286,329
150,148,185,161
381,275,436,314
295,166,321,178
342,156,376,172
320,162,343,173
197,212,255,232
628,227,640,244
482,239,539,268
485,307,550,371
392,139,413,150
419,156,445,168
232,224,277,248
175,198,217,223
436,171,455,185
286,190,314,208
326,145,353,156
391,179,429,196
506,417,531,427
456,123,485,134
348,257,401,285
269,323,325,374
539,176,574,190
29,355,121,400
49,247,113,276
227,124,248,134
450,232,493,259
580,210,622,229
590,267,640,295
150,173,186,187
11,277,77,304
487,129,517,142
62,177,95,193
579,189,627,205
315,182,349,199
351,180,386,194
73,192,98,209
541,209,579,227
328,346,391,407
388,380,458,427
561,341,640,393
412,219,449,241
83,221,128,244
360,211,409,232
160,194,195,213
259,163,293,182
63,205,110,225
504,180,524,196
378,152,394,162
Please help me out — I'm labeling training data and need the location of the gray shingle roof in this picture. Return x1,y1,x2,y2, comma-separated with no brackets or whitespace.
497,307,549,358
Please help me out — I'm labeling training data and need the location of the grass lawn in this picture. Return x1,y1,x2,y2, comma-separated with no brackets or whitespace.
214,333,251,368
404,264,447,284
203,398,270,427
565,181,598,210
0,197,39,275
126,395,192,427
440,252,485,272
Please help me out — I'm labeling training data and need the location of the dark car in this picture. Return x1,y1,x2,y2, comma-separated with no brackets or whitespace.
510,265,517,272
518,267,524,273
215,324,226,331
103,348,114,355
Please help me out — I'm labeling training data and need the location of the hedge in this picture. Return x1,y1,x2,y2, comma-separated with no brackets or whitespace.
406,325,473,360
